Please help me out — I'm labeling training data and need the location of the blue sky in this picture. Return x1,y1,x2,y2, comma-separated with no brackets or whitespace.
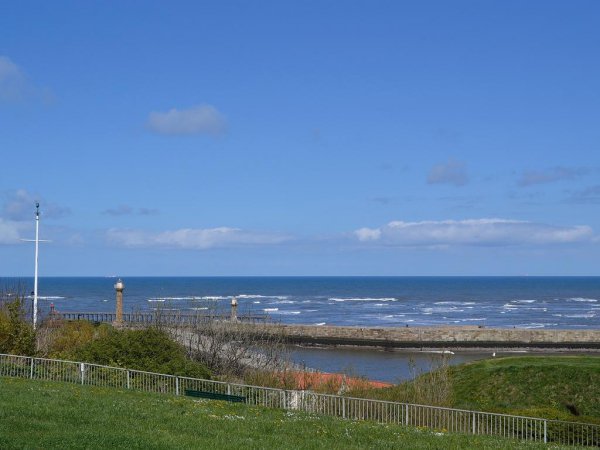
1,1,599,276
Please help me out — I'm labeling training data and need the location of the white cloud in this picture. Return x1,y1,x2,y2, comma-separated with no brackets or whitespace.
427,159,468,186
106,227,289,250
354,227,381,241
147,104,227,136
354,218,594,247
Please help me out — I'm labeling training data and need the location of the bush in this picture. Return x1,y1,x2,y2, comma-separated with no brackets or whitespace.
68,327,210,379
40,320,108,358
0,297,36,356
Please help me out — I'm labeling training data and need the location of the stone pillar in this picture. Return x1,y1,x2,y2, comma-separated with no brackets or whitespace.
114,279,124,326
231,296,238,322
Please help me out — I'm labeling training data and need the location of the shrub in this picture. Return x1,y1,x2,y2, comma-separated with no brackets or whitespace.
0,296,36,356
40,320,108,358
68,327,210,379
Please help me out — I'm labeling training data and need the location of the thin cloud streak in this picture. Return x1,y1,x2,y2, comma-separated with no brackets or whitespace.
106,227,290,250
102,205,159,216
518,167,588,187
566,185,600,204
354,218,594,247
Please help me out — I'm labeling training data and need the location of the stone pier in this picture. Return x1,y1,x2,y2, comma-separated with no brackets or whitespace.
268,324,600,350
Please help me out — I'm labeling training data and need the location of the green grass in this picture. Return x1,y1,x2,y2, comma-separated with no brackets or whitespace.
0,377,562,450
351,356,600,422
449,356,600,420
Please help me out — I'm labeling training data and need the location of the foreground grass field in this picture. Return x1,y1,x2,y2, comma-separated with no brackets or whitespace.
0,378,564,450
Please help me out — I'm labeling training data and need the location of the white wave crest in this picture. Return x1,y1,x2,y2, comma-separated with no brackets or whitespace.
434,301,476,305
330,297,396,302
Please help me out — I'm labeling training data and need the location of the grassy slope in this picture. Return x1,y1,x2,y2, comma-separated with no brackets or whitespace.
449,356,600,420
351,356,600,422
0,378,558,450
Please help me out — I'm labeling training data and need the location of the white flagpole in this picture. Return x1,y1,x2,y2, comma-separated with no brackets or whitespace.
33,202,40,329
21,202,50,329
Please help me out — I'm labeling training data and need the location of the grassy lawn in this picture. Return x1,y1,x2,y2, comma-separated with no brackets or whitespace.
0,377,562,450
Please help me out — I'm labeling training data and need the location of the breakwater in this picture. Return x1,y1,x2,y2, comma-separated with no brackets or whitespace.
54,311,600,349
274,324,600,349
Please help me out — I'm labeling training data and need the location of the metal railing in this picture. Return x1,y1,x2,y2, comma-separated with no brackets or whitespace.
1,353,598,447
56,311,268,324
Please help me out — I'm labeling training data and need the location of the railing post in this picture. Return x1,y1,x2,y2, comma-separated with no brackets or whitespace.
544,419,547,443
405,404,409,425
29,358,34,379
281,390,286,409
227,383,231,396
176,377,180,396
80,363,85,385
127,370,131,389
342,397,346,419
472,412,476,434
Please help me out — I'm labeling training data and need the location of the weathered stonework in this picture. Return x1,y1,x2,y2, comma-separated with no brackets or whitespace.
270,324,600,349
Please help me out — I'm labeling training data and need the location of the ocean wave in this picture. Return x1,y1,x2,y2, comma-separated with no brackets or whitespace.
562,313,596,318
515,323,550,329
27,296,65,300
502,303,523,309
434,301,476,305
330,297,396,302
314,322,326,326
567,298,598,303
238,294,289,300
263,308,278,312
511,299,537,304
148,296,223,301
422,307,465,314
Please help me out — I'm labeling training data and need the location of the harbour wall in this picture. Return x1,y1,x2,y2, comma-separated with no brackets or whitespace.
272,324,600,349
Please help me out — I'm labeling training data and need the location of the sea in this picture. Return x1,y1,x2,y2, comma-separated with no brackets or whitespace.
4,276,599,382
